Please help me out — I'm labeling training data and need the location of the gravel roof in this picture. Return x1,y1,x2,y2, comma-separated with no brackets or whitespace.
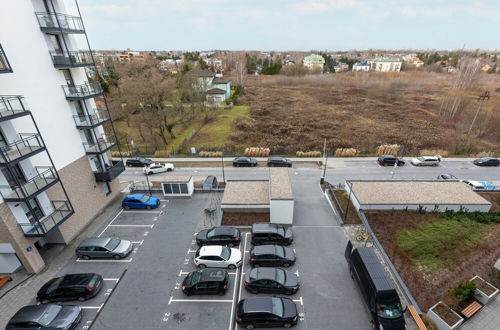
221,181,269,205
150,175,192,183
269,168,293,199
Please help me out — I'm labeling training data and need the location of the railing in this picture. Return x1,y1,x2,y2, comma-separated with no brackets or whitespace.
0,134,45,163
35,12,84,33
94,160,125,182
0,44,12,73
19,201,73,236
50,50,94,67
0,95,30,120
82,134,117,154
62,81,103,99
0,167,58,201
73,110,110,127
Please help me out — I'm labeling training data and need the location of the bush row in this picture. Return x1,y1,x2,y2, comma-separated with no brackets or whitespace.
296,151,321,157
443,210,500,223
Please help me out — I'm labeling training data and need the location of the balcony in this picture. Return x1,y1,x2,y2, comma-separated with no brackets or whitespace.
35,12,84,34
0,96,31,122
0,44,12,73
50,50,94,68
0,167,59,202
73,110,110,128
62,81,103,100
82,135,117,155
0,134,45,165
94,160,125,182
19,201,73,237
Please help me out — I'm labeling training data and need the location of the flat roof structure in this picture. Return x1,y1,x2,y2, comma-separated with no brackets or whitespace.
221,180,269,205
151,175,192,184
269,168,293,200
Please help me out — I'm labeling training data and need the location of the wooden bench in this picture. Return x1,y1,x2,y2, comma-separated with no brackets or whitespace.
0,276,12,288
408,305,428,330
461,300,482,319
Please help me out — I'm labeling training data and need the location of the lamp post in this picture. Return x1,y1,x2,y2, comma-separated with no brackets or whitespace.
320,138,327,184
144,167,152,196
221,153,226,183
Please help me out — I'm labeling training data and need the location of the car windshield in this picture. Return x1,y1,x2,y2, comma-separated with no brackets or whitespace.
207,228,216,238
105,238,121,251
276,227,285,237
220,247,231,260
274,245,285,258
190,271,202,285
46,277,64,293
139,195,150,203
378,303,403,319
271,297,284,317
417,157,425,161
274,269,286,285
39,305,62,326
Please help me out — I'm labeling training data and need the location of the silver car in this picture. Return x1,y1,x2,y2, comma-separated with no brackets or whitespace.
76,237,133,260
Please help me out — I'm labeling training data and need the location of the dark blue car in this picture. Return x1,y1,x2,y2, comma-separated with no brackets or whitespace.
122,194,160,210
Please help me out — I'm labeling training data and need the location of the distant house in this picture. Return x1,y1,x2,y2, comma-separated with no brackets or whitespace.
158,59,183,73
481,62,499,73
409,57,424,68
117,51,145,62
444,66,457,73
195,70,231,105
303,54,325,71
334,62,349,72
352,61,370,71
367,58,402,72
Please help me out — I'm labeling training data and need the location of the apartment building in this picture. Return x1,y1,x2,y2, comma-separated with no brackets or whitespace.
0,0,124,274
367,58,402,72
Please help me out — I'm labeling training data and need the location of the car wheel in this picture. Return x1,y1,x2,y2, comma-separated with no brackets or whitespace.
228,264,236,270
246,324,255,330
198,264,207,269
186,291,193,296
283,262,291,267
81,255,90,260
78,296,86,302
251,288,259,294
167,168,172,172
113,255,121,260
125,206,130,210
147,205,151,210
284,323,292,328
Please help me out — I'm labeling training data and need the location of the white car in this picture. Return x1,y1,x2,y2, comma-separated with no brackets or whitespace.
411,156,441,166
143,163,174,175
460,180,485,191
193,245,242,269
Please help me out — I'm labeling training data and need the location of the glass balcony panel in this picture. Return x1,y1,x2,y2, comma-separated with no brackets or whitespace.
19,201,73,236
82,134,117,154
0,95,30,120
0,44,12,73
94,160,125,182
0,134,45,164
50,50,94,67
62,81,103,100
0,167,58,200
35,12,84,33
73,110,110,127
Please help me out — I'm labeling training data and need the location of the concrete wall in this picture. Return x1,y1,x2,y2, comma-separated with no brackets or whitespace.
221,204,270,213
270,199,294,225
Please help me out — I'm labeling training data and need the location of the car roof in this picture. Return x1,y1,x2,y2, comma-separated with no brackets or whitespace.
126,194,145,200
252,223,278,233
200,268,227,282
380,155,395,158
198,245,224,256
242,297,274,313
269,157,284,161
419,156,437,160
212,227,236,236
250,267,276,280
58,273,97,286
79,237,112,248
9,305,58,324
251,245,277,255
356,248,396,293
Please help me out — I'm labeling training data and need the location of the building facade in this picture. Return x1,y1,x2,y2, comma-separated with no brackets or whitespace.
303,54,325,72
367,58,402,72
0,0,124,273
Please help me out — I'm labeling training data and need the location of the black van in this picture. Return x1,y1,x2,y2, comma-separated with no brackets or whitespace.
181,268,229,296
345,241,406,330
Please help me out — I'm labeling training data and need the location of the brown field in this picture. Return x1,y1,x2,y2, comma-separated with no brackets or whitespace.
231,72,500,155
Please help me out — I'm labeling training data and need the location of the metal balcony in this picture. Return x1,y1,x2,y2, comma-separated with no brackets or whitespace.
50,50,94,68
82,135,117,155
0,167,59,202
62,81,103,100
0,96,31,122
73,110,110,128
35,12,85,34
0,44,12,73
94,160,125,182
19,200,73,237
0,134,45,165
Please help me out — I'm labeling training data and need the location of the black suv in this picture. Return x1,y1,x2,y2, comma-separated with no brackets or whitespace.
249,245,296,267
126,157,152,167
473,157,500,167
233,157,258,167
251,223,293,246
267,157,292,167
196,226,242,247
377,155,405,166
37,273,103,303
236,297,299,329
182,268,229,296
244,267,299,295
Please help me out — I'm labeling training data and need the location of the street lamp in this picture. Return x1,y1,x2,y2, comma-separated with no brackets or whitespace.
144,167,152,196
221,153,226,183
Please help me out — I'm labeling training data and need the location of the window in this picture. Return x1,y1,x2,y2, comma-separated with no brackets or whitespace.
180,184,188,194
163,183,172,194
0,44,12,73
172,184,180,194
104,182,111,196
21,199,44,223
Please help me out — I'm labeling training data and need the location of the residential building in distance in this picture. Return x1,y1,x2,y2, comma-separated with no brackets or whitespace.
408,57,424,67
352,61,370,71
367,58,402,72
481,62,499,73
0,0,124,274
334,62,349,72
303,54,325,71
117,50,145,62
195,70,231,105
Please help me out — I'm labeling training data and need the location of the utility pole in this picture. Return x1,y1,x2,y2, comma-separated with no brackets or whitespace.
144,170,152,196
320,138,327,184
221,153,226,183
465,91,490,148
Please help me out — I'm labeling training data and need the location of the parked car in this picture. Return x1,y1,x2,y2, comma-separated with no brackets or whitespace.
193,245,242,269
76,237,133,260
181,268,229,296
267,157,292,167
122,194,160,210
244,267,299,295
377,155,405,167
196,226,242,247
126,157,152,167
236,297,298,329
37,273,103,303
251,223,293,246
461,180,486,191
473,157,500,167
233,157,258,167
143,163,174,175
410,156,441,166
249,245,296,267
345,241,406,330
6,304,82,330
436,173,458,180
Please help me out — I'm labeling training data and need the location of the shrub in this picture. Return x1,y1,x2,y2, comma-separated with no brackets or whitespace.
446,281,477,308
111,151,131,157
199,151,223,157
475,151,496,158
443,210,500,223
376,144,400,156
244,147,270,157
334,148,359,157
296,151,321,157
153,150,170,157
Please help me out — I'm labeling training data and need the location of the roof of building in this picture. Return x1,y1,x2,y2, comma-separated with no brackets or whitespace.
347,180,491,205
213,77,231,84
354,61,369,66
367,58,402,63
150,175,192,183
221,180,270,205
269,168,293,200
207,88,226,95
303,54,325,64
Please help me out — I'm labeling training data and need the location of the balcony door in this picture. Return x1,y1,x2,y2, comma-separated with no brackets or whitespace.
0,129,7,148
49,35,64,53
21,198,44,224
2,164,26,187
62,69,74,86
83,129,95,144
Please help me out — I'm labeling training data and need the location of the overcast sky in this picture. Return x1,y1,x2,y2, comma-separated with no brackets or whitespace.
69,0,500,51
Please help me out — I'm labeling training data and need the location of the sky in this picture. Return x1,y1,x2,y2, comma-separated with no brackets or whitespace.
68,0,500,51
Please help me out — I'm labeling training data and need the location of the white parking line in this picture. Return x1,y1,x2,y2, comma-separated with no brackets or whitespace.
295,270,300,277
97,209,123,237
103,278,120,281
76,258,133,263
230,232,248,330
169,298,233,304
178,270,237,276
132,240,144,244
293,225,341,228
80,305,102,309
108,224,154,228
187,249,197,254
293,297,304,305
123,210,162,214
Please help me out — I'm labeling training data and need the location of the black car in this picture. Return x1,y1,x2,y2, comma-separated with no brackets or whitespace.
126,157,152,167
233,157,258,167
196,226,242,246
6,304,82,330
181,268,229,296
244,267,299,295
236,297,298,329
267,157,292,167
37,273,103,303
377,155,405,166
249,245,296,267
251,223,293,246
437,173,458,180
473,157,500,167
